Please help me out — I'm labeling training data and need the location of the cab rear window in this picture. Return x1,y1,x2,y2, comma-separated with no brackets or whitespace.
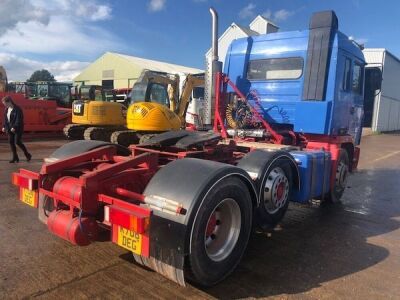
247,57,304,80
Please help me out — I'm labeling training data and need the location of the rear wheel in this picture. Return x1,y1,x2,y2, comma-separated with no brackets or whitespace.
326,149,349,203
185,177,252,286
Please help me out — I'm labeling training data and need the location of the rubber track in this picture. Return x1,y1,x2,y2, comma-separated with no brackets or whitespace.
63,124,87,140
110,130,140,146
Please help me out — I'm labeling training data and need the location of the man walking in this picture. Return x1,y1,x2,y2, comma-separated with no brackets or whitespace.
2,96,32,163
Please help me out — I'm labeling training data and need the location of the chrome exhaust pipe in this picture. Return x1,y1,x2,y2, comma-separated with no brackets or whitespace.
204,7,223,128
210,7,218,62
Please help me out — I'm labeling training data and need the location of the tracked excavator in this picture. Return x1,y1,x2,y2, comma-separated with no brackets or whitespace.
110,71,205,145
64,69,204,145
63,85,129,141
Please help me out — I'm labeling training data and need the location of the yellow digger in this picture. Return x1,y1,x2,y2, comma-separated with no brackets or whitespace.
63,85,127,140
64,70,205,145
110,70,205,145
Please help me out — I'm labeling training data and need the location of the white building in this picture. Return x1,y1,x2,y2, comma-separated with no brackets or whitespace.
205,15,279,65
363,48,400,132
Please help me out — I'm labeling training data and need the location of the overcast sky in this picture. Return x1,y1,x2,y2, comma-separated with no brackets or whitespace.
0,0,399,82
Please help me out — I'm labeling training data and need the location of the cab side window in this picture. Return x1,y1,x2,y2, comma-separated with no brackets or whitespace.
342,58,352,92
352,62,363,94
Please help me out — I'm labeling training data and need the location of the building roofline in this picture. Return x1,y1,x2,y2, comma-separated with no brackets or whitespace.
363,48,400,65
205,22,251,56
249,15,278,29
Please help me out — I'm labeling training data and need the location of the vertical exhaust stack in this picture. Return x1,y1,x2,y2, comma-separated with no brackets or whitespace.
204,7,223,128
210,7,219,62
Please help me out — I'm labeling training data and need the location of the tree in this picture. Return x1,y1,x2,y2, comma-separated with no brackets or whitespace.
27,69,56,82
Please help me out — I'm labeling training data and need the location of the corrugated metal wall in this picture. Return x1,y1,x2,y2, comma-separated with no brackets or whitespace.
363,49,400,132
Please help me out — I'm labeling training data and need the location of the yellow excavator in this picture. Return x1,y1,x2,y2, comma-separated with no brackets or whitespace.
63,85,127,140
110,70,205,145
64,69,204,145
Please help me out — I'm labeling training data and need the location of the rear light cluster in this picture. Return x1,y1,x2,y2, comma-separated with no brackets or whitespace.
12,172,38,190
104,206,150,234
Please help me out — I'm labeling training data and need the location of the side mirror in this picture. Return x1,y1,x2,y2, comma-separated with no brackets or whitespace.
366,67,382,91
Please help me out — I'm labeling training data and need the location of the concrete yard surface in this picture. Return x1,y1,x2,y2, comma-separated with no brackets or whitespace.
0,134,399,299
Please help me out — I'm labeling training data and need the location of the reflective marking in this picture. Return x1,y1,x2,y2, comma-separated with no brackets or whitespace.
246,171,258,180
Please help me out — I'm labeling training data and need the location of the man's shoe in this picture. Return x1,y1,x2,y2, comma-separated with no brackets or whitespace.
9,158,19,163
26,153,32,162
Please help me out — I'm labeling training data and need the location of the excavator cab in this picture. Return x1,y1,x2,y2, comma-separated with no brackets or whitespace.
126,70,181,132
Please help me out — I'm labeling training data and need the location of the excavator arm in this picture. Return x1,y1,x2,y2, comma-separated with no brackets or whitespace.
176,73,205,127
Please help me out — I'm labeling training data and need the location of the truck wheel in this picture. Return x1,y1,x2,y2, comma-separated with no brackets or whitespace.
185,177,252,286
256,161,292,229
326,149,349,203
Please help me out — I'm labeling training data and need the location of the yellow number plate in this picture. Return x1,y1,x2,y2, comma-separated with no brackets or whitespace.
21,188,37,207
117,226,142,255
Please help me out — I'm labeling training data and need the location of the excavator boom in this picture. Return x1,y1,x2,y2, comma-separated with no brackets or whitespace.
177,73,205,127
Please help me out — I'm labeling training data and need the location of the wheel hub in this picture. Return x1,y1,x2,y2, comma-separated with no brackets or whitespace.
263,167,289,214
206,213,217,237
204,198,241,262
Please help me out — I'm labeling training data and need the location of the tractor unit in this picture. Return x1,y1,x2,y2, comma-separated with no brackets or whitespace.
12,8,381,287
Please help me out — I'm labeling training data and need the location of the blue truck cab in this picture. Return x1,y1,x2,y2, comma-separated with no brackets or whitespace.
224,11,365,144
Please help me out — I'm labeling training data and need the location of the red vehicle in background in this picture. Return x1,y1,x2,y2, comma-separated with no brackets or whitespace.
0,67,72,138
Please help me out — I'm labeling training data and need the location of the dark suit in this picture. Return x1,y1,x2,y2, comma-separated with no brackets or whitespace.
3,104,29,160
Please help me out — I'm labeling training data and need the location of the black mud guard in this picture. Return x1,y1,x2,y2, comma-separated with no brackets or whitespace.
46,140,131,162
237,149,300,205
139,158,257,285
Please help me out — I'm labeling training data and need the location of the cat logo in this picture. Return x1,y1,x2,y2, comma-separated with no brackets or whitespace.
73,103,84,115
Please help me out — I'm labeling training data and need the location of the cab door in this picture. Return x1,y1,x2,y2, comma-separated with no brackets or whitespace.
336,53,364,144
348,60,364,145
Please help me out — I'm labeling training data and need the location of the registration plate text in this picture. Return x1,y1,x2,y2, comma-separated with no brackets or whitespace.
117,226,142,255
21,188,38,207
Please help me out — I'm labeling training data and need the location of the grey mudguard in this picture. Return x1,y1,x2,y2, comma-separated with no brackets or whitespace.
47,140,130,162
144,157,256,226
237,149,300,203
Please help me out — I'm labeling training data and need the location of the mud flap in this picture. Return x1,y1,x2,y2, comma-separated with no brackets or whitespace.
133,214,187,285
132,252,185,286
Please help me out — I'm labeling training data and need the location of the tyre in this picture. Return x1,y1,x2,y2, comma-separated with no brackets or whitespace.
256,160,292,229
38,194,55,224
185,177,253,286
326,149,349,203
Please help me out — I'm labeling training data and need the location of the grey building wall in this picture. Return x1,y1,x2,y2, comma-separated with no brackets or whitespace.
363,49,400,132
